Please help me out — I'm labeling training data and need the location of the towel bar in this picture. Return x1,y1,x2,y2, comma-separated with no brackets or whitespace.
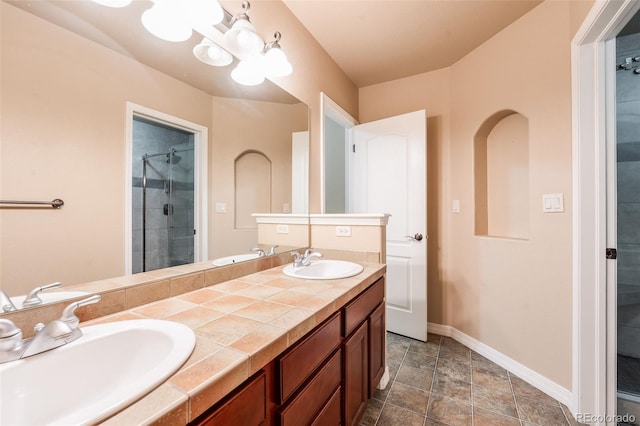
0,199,64,208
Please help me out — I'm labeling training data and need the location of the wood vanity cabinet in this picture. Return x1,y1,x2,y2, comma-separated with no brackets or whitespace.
190,277,385,426
342,277,385,426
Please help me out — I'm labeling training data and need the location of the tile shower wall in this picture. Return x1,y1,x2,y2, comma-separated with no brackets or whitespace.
132,118,194,273
617,32,640,358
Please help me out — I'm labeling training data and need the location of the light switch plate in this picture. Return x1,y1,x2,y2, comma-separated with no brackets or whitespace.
276,224,289,234
542,193,564,213
336,226,352,237
452,200,460,213
215,202,226,213
283,203,290,213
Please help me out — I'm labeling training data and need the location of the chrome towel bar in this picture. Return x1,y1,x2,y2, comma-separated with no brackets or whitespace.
0,199,64,208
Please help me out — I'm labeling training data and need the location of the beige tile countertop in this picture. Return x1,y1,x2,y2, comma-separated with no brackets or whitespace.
91,261,386,425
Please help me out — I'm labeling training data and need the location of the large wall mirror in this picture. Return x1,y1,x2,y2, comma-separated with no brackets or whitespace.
0,0,309,300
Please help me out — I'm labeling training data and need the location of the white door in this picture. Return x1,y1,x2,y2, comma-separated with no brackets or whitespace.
352,110,427,341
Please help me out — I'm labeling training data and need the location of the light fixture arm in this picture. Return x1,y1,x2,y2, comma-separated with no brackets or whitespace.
265,31,283,51
230,1,253,25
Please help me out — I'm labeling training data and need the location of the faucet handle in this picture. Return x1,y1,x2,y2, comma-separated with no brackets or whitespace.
0,319,23,352
22,281,62,308
59,295,101,329
0,290,17,313
250,247,266,257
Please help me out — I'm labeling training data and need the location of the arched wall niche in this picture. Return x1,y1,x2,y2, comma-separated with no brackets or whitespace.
474,110,530,239
235,150,272,229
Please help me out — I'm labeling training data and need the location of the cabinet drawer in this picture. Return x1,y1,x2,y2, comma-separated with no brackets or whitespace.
343,278,384,337
278,311,342,402
311,386,341,426
279,349,342,426
195,371,266,426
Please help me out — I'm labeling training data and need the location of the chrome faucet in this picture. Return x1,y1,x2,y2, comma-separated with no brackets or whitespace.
0,290,17,313
266,245,279,256
292,248,323,268
22,281,62,308
250,247,266,257
0,294,101,364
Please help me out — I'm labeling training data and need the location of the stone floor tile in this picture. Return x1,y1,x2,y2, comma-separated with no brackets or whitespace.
427,394,472,426
473,406,521,426
376,403,426,426
516,395,570,426
472,384,518,418
387,381,430,415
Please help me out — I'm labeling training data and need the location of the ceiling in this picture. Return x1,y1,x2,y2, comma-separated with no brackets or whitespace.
6,0,551,93
282,0,543,87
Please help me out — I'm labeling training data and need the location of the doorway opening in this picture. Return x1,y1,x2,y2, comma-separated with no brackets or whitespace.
615,9,640,418
135,117,195,272
320,93,358,214
125,103,208,274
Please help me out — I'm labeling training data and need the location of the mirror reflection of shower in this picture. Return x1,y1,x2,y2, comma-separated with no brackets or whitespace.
132,116,195,273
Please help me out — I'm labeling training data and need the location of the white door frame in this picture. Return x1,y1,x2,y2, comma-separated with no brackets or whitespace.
572,0,639,420
124,102,208,274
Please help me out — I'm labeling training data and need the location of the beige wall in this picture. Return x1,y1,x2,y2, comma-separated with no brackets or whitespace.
1,1,358,295
1,3,212,294
359,0,593,390
209,97,307,258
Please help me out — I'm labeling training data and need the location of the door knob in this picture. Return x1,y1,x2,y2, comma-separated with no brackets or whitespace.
406,233,423,241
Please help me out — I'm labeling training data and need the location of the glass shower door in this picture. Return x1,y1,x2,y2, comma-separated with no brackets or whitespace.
167,143,195,267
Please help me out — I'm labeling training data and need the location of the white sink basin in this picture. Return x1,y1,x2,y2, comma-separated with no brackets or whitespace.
212,253,262,266
0,319,195,425
10,291,90,310
283,260,364,280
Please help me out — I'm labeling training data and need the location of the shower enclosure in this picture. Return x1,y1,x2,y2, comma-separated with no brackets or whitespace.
132,116,195,273
616,23,640,420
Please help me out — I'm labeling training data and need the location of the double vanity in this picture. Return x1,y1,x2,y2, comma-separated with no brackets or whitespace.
0,253,386,425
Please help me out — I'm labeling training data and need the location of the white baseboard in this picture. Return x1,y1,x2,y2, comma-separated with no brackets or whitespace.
378,366,390,390
427,322,573,409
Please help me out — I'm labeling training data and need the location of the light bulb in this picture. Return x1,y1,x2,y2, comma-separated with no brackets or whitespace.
264,46,292,77
141,1,192,42
224,18,264,56
231,57,265,86
193,37,233,67
187,0,224,28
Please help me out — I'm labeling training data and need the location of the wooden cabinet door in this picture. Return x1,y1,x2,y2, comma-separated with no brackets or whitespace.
368,302,386,397
195,371,267,426
343,320,368,426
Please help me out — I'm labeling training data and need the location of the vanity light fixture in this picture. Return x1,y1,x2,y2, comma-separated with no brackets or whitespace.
94,0,292,86
224,1,265,56
263,32,293,77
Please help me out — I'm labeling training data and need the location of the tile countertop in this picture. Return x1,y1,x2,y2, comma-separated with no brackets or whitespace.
92,261,386,425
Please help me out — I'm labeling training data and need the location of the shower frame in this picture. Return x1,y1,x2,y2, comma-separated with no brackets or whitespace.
125,102,209,276
140,148,193,272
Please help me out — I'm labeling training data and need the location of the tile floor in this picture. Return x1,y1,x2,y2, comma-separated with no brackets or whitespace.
360,332,584,426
